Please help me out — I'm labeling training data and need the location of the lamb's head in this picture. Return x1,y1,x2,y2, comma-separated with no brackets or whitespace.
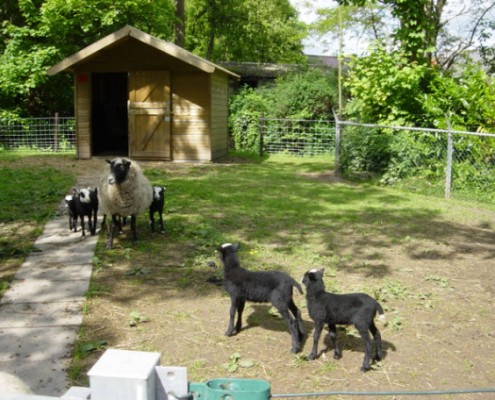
78,188,92,203
216,243,241,266
106,158,132,185
302,268,325,288
153,185,165,201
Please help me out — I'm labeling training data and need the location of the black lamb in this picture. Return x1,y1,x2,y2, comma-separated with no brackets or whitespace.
302,268,385,371
149,185,166,233
217,243,305,353
73,187,99,236
65,194,78,232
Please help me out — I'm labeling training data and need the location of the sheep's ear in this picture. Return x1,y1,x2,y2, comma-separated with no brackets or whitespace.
125,159,132,168
106,159,112,165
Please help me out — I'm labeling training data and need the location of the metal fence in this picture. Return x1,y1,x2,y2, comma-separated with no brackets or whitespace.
260,118,335,156
336,119,495,203
0,115,76,152
257,116,495,204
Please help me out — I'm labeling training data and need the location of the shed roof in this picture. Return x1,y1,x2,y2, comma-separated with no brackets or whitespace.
47,25,238,78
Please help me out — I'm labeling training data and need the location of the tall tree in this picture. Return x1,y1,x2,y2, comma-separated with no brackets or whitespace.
175,0,185,47
185,0,306,63
0,0,176,116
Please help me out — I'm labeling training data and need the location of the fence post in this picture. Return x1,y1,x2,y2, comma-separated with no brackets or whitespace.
259,113,265,157
332,109,341,173
54,112,59,152
445,115,453,199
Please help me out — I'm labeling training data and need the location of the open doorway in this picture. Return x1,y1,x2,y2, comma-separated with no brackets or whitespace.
91,73,128,156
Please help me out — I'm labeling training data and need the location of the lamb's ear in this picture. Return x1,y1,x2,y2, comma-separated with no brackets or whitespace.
232,243,240,251
316,268,325,279
308,270,318,281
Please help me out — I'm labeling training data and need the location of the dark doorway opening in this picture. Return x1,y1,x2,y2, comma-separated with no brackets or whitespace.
91,73,128,156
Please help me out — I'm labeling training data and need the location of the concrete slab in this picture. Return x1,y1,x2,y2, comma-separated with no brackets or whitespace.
14,263,93,282
27,241,98,266
1,278,90,304
0,302,83,328
0,326,77,395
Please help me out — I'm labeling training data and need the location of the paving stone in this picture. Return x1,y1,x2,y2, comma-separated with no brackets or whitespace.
1,279,90,304
0,302,84,329
14,263,93,282
0,326,77,395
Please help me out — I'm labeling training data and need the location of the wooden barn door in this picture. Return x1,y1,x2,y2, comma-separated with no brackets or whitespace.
128,71,171,160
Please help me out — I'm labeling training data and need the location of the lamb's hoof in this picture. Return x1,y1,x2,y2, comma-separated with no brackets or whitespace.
225,330,236,337
308,353,317,361
360,365,371,372
333,353,342,360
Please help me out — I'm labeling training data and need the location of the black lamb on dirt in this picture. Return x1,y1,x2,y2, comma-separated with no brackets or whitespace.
302,268,385,371
217,243,305,353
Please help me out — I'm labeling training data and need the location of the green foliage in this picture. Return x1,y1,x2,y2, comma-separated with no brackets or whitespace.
229,68,339,153
345,44,431,125
185,0,306,63
342,43,495,197
0,0,174,117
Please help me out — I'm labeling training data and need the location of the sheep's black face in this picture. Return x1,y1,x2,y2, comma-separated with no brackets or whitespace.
107,158,131,184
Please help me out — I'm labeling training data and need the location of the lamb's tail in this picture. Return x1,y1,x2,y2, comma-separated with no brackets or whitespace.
292,279,304,295
376,301,386,323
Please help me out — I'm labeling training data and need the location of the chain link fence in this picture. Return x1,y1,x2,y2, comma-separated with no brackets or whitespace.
0,115,76,152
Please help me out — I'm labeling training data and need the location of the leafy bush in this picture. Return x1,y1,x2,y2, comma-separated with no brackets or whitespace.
229,68,340,153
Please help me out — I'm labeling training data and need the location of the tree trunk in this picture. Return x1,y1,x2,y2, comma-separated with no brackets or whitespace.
175,0,185,47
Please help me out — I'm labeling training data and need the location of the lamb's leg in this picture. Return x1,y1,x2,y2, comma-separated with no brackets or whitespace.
130,215,137,243
288,299,305,339
328,324,342,359
279,308,300,353
80,215,86,237
149,211,155,233
158,212,164,233
226,297,243,336
369,321,383,361
357,325,373,372
309,321,324,360
235,298,245,334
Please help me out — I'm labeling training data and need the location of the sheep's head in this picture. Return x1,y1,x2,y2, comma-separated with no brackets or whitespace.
302,268,325,287
106,158,131,184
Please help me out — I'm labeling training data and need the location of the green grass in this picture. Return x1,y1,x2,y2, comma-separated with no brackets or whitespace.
0,153,76,293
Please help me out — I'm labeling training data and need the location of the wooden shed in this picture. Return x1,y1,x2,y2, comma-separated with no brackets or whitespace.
48,25,238,161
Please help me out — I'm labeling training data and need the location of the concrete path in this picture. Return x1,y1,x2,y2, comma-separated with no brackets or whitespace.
0,176,99,396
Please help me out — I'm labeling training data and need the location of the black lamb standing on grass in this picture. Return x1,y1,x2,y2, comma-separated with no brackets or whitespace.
149,185,166,233
73,187,99,236
217,243,305,353
302,268,385,371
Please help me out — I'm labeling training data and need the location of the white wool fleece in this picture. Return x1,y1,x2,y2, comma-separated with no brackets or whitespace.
98,159,153,216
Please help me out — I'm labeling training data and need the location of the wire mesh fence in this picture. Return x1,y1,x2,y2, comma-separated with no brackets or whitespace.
0,115,76,152
336,121,495,204
260,118,335,156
